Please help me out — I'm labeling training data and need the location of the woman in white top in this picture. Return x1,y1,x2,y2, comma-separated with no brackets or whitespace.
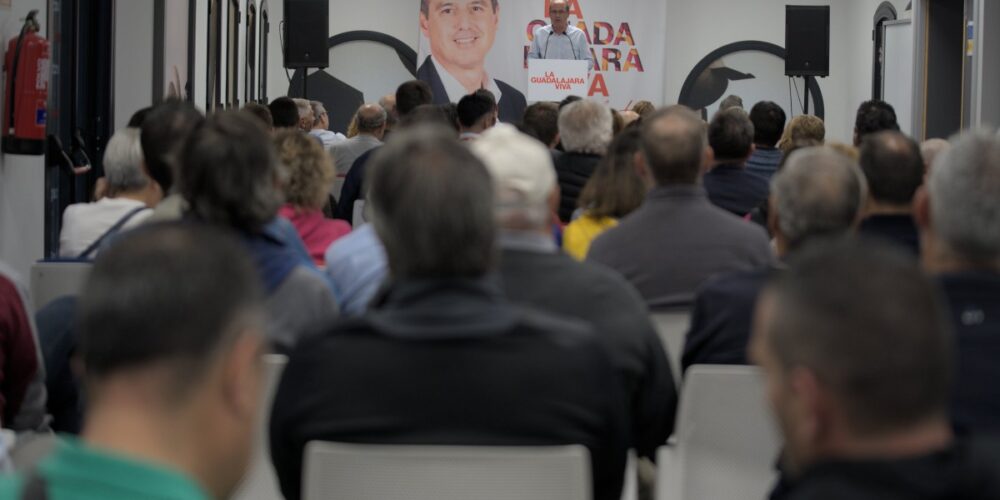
59,128,163,258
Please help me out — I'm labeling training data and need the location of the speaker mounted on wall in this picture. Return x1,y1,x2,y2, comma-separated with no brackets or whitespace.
785,5,830,77
284,0,329,68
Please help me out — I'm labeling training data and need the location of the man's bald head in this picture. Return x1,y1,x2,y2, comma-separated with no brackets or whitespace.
641,105,709,185
356,103,388,136
859,131,924,206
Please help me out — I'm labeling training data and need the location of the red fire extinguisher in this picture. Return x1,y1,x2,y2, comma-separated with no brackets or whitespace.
3,10,47,155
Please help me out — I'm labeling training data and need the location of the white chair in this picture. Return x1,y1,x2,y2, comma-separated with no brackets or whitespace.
650,311,691,387
29,261,92,312
656,365,781,500
303,442,591,500
230,354,289,500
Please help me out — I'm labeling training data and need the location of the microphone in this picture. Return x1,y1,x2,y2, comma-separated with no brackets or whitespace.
542,27,553,59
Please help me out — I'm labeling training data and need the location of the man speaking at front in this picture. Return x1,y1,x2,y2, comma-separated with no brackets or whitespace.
527,0,595,69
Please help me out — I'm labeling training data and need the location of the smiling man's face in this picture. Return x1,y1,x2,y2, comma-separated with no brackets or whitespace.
421,0,499,72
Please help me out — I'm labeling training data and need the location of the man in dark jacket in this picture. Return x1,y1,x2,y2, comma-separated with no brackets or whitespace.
857,130,925,256
270,126,629,500
703,108,770,217
753,240,1000,500
553,100,613,222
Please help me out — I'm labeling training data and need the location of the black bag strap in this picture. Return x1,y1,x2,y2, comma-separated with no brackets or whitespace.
77,206,147,259
19,469,48,500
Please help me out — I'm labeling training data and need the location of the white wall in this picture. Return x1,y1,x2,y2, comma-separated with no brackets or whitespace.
114,1,155,129
0,4,47,280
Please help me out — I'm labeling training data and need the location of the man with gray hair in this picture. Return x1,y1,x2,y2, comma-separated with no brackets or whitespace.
683,147,867,370
554,99,614,221
915,129,1000,433
328,103,386,177
292,98,314,132
59,128,162,257
703,107,770,216
308,100,347,148
271,126,629,500
588,106,772,309
471,124,677,462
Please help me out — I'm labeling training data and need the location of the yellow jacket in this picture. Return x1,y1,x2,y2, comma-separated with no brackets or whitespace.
563,214,618,261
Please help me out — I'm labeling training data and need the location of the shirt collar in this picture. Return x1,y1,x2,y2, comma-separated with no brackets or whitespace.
497,230,558,253
430,55,503,104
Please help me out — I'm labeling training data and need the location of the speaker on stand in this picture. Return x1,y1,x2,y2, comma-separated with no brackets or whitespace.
284,0,329,99
785,5,830,114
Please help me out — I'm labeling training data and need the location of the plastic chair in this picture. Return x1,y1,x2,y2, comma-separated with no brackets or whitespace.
303,442,591,500
29,261,92,312
656,365,780,500
650,311,691,388
230,354,289,500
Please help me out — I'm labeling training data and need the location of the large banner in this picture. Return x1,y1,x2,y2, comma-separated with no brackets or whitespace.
416,0,667,121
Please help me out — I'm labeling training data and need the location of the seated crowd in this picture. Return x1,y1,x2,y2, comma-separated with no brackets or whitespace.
1,78,999,500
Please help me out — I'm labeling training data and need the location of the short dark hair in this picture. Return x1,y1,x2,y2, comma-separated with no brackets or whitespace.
243,102,274,130
859,131,924,205
127,107,153,128
367,126,495,279
559,95,583,110
180,111,283,233
439,103,461,132
763,239,952,435
641,105,707,185
420,0,497,16
396,80,433,117
268,97,300,128
709,107,754,161
854,100,900,143
78,222,263,397
750,101,786,147
519,102,560,147
140,100,205,194
399,104,454,131
457,91,496,128
578,127,646,218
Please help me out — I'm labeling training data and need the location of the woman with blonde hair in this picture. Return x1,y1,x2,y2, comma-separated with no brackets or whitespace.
777,114,825,153
275,130,351,266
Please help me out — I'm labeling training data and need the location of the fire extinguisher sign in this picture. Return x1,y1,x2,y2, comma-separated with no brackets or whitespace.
36,59,49,90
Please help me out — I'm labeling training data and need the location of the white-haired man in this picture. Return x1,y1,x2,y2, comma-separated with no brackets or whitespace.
553,99,613,222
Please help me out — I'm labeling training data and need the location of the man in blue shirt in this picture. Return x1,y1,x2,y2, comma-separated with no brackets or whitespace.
527,0,595,70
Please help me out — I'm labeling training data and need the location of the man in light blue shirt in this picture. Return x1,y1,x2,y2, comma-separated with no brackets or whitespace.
324,224,388,316
527,0,595,70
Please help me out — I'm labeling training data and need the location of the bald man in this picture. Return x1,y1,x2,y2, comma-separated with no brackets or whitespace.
328,103,388,177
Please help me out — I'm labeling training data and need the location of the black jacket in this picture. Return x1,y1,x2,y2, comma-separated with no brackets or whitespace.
554,152,602,222
498,247,677,458
703,163,770,217
417,57,527,124
859,214,921,257
269,278,629,500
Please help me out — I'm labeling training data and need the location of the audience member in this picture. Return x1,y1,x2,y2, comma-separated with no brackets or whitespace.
0,223,267,498
457,90,497,141
587,106,772,309
684,147,866,371
180,111,337,351
611,108,626,136
559,94,583,110
141,100,205,223
0,260,47,432
620,110,640,128
746,101,786,179
916,130,1000,433
554,100,614,221
630,100,655,118
853,99,899,146
292,98,314,132
271,126,629,500
921,137,951,173
268,97,300,129
328,103,386,177
243,102,274,131
752,240,1000,499
519,101,560,149
857,131,924,255
60,128,160,258
704,108,770,216
472,124,675,460
274,130,351,267
378,93,398,136
440,102,461,133
308,100,346,148
395,79,433,117
719,94,743,111
777,114,825,153
563,127,647,260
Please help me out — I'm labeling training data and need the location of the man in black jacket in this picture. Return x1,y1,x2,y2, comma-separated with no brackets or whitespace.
471,124,676,460
270,126,629,500
753,240,1000,500
554,99,613,222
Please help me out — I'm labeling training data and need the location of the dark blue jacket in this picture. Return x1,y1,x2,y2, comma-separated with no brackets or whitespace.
703,163,771,217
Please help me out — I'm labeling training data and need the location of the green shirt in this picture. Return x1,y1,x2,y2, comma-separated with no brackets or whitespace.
0,437,209,500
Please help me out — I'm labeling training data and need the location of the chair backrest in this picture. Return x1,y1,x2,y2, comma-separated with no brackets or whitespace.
230,354,289,500
352,200,367,228
657,365,780,500
29,261,92,312
650,311,691,388
303,442,591,500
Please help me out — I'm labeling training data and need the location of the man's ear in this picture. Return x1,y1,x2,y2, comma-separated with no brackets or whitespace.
701,146,715,174
767,196,780,237
419,12,431,39
550,132,561,150
788,367,828,447
221,332,264,420
914,186,931,230
633,151,652,186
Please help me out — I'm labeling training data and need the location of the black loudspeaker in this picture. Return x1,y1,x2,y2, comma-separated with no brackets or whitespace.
785,5,830,77
284,0,329,68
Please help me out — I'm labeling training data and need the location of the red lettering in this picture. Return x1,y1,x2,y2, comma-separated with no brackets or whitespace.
614,23,636,46
623,48,644,72
602,48,622,72
592,22,614,45
588,73,609,97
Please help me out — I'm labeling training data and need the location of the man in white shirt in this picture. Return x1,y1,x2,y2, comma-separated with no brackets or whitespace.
417,0,526,123
527,0,595,70
309,101,347,149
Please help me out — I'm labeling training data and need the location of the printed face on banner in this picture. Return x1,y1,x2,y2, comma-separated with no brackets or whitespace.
420,0,500,72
